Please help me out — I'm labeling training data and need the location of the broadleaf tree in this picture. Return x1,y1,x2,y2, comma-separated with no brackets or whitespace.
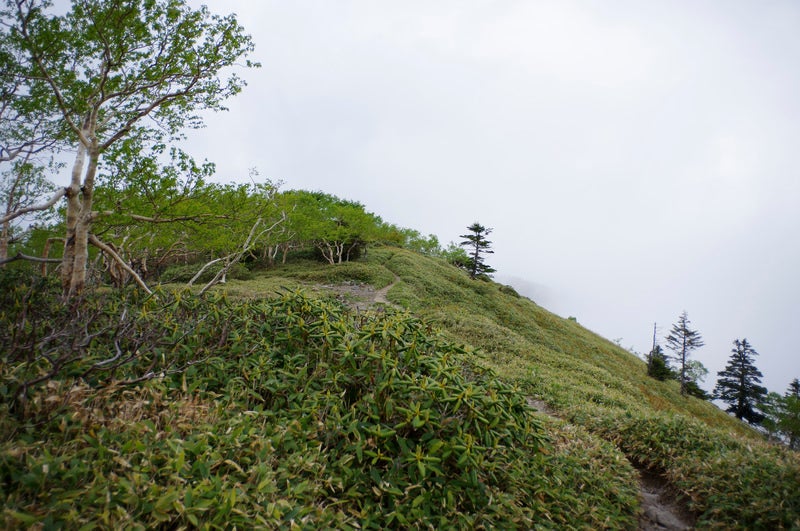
1,156,57,265
781,378,800,450
459,222,495,279
664,311,704,395
0,19,63,266
1,0,257,296
713,338,767,425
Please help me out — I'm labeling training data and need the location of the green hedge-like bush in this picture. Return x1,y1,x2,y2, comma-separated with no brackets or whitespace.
577,408,800,528
0,281,563,529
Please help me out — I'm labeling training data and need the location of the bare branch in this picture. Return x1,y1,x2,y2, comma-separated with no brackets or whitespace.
198,213,286,295
88,233,153,295
0,252,62,266
0,187,67,224
187,256,223,287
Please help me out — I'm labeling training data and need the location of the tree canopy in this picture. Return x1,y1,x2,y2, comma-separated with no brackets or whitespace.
664,311,704,396
459,222,495,280
713,338,767,425
1,0,257,296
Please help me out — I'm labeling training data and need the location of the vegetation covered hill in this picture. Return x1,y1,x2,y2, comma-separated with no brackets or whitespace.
4,1,797,526
2,246,799,529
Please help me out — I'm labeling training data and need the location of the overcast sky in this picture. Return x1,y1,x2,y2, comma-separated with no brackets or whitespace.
185,0,800,395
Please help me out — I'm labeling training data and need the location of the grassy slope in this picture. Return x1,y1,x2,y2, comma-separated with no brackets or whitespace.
251,247,800,527
2,247,798,528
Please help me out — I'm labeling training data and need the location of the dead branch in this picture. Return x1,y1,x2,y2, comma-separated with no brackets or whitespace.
88,234,153,295
198,213,286,295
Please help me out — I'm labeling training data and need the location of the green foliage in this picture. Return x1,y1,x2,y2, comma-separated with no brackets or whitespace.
3,0,259,294
713,338,767,425
440,241,471,269
498,284,520,298
3,246,799,529
647,345,674,381
581,410,800,528
664,311,705,396
763,379,800,450
370,247,799,528
277,190,386,264
1,275,570,528
459,222,496,279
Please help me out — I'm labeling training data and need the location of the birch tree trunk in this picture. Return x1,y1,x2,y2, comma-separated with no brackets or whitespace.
67,140,99,295
60,138,87,293
6,0,256,298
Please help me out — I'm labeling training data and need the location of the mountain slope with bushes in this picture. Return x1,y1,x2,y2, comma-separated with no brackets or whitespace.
2,247,799,529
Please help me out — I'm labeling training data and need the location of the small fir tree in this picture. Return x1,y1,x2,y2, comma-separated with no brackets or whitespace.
647,344,673,381
664,311,704,395
459,222,496,279
713,338,767,425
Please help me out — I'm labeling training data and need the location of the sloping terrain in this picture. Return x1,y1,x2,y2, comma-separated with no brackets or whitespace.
2,247,799,528
249,247,800,527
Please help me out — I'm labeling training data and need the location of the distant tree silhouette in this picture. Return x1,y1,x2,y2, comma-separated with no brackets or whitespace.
665,311,704,395
713,338,767,425
459,222,496,279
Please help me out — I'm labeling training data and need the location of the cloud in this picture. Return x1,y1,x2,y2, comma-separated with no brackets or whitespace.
185,0,800,393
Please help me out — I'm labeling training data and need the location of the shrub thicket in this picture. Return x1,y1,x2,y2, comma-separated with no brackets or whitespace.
0,277,565,528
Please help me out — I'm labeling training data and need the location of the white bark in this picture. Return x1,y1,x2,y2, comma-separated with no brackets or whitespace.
0,187,67,226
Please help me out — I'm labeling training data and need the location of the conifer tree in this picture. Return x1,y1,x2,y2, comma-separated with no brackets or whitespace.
459,222,495,279
647,344,673,381
664,311,704,395
713,338,767,425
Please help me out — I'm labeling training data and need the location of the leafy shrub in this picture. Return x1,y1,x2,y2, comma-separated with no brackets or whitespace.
0,284,561,528
577,408,800,528
499,284,520,298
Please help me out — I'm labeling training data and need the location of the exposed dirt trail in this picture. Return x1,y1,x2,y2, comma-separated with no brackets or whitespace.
327,279,695,529
526,399,694,530
324,274,400,312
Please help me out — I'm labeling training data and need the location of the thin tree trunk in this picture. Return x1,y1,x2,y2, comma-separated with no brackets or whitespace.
89,234,152,294
0,219,8,267
61,141,87,292
41,237,64,276
67,141,99,296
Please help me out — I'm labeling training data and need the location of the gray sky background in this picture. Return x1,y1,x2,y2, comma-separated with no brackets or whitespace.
185,1,800,395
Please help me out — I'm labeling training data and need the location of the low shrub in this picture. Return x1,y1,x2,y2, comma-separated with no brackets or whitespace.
0,283,567,528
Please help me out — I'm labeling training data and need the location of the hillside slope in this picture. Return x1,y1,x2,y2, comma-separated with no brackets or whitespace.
2,247,798,528
248,247,800,527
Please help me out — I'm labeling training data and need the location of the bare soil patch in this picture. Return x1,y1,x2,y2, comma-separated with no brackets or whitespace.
526,398,695,530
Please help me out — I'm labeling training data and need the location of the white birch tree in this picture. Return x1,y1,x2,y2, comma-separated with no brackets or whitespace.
0,0,257,296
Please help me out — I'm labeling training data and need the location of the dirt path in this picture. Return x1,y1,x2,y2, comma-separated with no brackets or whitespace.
326,280,695,529
323,274,400,312
638,470,693,530
526,399,694,530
